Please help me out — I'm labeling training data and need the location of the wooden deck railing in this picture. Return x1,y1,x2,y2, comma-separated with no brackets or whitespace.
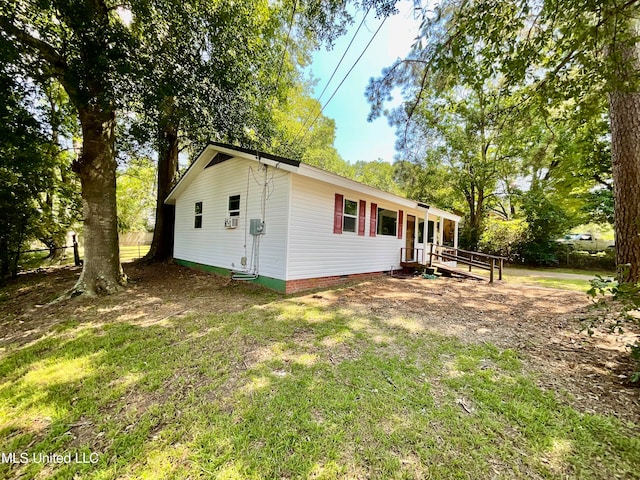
427,245,506,283
400,247,425,264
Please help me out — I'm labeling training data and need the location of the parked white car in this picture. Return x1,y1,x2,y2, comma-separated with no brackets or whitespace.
557,233,615,253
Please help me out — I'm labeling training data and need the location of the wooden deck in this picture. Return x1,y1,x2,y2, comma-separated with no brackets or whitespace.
400,261,488,281
431,262,487,281
401,246,506,283
400,261,423,270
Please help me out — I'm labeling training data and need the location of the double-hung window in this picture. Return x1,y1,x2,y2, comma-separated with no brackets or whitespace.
228,195,240,217
334,194,364,235
194,202,203,229
343,199,357,233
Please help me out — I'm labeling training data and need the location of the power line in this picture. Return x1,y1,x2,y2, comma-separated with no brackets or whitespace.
249,0,298,153
288,6,373,149
315,6,372,104
294,15,389,147
271,0,298,111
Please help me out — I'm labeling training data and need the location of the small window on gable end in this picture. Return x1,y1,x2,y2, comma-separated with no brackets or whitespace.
343,199,357,232
194,202,203,229
228,195,240,217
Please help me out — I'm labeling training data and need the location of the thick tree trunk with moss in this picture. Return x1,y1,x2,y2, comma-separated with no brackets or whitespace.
609,91,640,284
72,106,126,295
144,121,179,262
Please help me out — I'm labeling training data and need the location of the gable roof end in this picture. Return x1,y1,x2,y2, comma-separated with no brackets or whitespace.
165,143,301,205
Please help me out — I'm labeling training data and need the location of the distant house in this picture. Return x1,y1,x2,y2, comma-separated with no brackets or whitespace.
165,142,460,293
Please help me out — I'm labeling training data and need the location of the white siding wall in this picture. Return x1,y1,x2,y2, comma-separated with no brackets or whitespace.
287,174,424,280
174,157,290,280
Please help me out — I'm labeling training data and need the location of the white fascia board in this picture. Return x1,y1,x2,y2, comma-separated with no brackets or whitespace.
209,144,299,173
165,145,298,205
297,164,419,210
165,145,216,204
165,143,458,223
428,206,461,221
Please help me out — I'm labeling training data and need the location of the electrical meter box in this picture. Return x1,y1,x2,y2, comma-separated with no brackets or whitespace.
249,219,266,235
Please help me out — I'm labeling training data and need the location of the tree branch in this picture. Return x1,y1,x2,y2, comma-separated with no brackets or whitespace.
0,17,68,73
593,172,614,190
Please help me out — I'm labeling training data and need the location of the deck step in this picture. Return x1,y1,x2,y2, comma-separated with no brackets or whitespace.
400,262,490,282
424,266,440,276
432,262,486,281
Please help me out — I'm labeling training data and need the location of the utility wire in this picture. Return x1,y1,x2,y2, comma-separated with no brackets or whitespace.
270,0,298,114
287,6,372,149
294,15,389,147
248,0,298,153
314,6,372,105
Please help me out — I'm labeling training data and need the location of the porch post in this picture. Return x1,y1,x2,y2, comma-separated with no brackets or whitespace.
454,220,459,249
438,217,444,245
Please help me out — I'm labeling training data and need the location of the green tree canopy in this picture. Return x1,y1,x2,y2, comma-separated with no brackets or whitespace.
0,67,53,276
368,0,639,278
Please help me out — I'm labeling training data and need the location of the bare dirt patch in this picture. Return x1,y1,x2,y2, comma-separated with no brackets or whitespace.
0,262,274,350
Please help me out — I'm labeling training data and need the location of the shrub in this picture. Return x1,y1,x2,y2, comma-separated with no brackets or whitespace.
515,188,574,265
558,249,616,271
478,217,528,259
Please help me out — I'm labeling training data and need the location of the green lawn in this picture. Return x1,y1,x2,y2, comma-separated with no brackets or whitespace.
519,267,615,277
501,267,616,292
502,275,594,292
464,266,616,292
0,284,637,479
119,245,150,262
17,245,150,271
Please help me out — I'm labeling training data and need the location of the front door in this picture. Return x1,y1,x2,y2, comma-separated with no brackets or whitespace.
406,215,416,261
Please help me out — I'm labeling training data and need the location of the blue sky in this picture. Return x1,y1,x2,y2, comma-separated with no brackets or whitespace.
304,1,422,164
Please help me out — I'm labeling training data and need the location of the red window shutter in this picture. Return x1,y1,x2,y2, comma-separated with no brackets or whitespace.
370,203,377,237
358,200,366,236
398,210,404,239
333,193,344,234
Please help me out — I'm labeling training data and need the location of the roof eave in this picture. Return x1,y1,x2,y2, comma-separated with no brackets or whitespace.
164,143,461,222
296,164,421,210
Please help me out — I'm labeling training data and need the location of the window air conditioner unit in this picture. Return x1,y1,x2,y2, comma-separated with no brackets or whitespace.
224,217,239,228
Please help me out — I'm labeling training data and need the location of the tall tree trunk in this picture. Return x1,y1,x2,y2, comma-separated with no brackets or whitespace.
464,184,483,250
0,236,8,279
42,100,64,262
11,219,26,278
469,196,483,249
608,20,640,284
72,106,126,295
609,91,640,283
144,121,179,262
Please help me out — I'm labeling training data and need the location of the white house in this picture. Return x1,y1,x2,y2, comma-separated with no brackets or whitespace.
165,142,461,293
